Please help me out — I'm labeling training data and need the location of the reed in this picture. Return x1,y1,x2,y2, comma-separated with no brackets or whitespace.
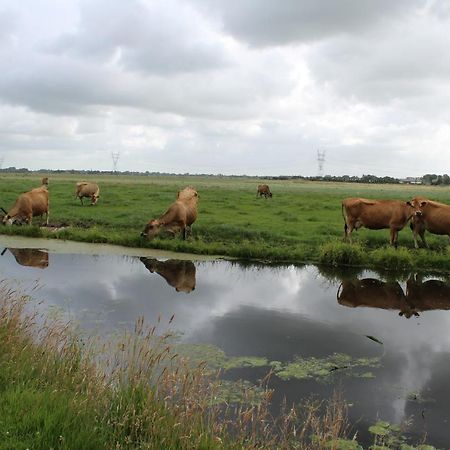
0,283,358,449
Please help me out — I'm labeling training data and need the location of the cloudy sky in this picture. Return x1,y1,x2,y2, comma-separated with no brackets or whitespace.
0,0,449,177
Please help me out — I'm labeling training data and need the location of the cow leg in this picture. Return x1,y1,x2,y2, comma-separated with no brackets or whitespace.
343,221,354,243
419,230,427,248
390,229,398,248
182,227,187,240
412,230,419,249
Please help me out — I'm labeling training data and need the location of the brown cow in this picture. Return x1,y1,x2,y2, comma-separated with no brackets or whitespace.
140,258,196,293
337,278,415,317
409,197,450,248
141,186,199,240
41,177,49,187
342,198,414,247
2,186,49,226
75,182,100,205
2,248,49,269
256,184,272,198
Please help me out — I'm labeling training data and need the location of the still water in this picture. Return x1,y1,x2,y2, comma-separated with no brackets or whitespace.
1,241,450,448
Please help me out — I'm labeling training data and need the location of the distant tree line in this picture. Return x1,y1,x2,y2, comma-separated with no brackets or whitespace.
1,167,449,185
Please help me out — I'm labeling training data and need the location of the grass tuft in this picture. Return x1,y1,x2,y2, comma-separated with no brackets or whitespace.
318,241,366,267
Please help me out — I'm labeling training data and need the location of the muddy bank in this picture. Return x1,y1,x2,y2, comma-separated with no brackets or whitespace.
0,235,223,261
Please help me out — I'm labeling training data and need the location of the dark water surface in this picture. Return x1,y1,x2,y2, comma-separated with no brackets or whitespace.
1,243,450,448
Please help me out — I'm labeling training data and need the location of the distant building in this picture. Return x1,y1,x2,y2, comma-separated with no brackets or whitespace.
399,177,422,184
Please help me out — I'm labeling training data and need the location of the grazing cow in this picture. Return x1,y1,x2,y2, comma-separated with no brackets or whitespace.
1,186,49,226
75,182,100,205
140,258,196,293
256,184,272,198
141,186,199,240
337,278,415,317
342,198,414,247
409,197,450,248
2,247,49,269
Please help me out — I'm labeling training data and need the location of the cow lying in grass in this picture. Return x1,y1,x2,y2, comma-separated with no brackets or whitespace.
141,187,199,240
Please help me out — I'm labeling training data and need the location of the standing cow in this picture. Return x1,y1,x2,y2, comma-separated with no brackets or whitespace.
409,197,450,248
1,185,49,226
342,198,415,247
256,184,272,198
141,186,199,240
75,182,100,205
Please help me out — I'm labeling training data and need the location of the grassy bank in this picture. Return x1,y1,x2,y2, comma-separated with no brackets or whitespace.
1,173,450,270
0,284,358,449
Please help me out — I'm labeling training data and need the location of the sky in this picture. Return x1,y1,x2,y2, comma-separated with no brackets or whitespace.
0,0,449,177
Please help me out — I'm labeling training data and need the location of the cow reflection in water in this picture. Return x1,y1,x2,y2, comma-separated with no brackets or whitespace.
2,248,49,269
338,275,450,318
140,258,196,293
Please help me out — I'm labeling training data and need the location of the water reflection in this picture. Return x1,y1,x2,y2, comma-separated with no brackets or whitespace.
1,244,450,447
337,274,450,318
140,257,196,293
1,247,49,269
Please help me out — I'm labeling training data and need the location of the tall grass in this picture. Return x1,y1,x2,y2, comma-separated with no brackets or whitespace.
0,284,358,449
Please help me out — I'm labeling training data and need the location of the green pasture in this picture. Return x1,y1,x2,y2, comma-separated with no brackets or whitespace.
1,173,450,269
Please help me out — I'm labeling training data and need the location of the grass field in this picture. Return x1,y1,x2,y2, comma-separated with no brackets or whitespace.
1,173,450,270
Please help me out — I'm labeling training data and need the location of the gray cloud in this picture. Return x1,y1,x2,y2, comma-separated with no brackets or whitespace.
0,0,449,177
194,0,425,47
50,0,230,74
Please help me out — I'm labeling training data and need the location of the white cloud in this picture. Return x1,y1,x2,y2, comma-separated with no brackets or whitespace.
0,0,449,176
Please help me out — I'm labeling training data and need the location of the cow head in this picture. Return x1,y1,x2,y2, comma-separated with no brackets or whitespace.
409,197,427,217
141,219,162,239
1,213,23,226
91,194,99,205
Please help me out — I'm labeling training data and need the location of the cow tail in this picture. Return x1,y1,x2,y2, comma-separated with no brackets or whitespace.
341,202,348,236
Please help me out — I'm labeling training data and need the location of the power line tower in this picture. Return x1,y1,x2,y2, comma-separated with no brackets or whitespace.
111,152,120,173
317,149,326,177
